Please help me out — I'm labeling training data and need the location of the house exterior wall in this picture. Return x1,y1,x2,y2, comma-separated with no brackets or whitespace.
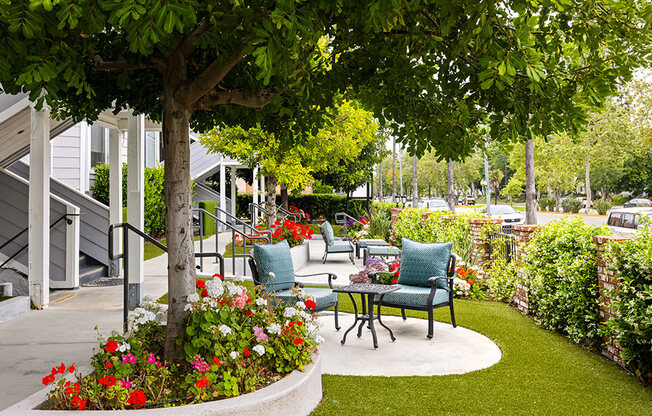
51,124,82,190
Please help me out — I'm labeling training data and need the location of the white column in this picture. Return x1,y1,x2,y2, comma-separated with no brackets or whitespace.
260,172,265,207
78,121,91,194
62,204,80,289
127,112,145,308
219,163,226,231
252,167,259,226
28,106,51,308
109,128,123,276
230,167,237,218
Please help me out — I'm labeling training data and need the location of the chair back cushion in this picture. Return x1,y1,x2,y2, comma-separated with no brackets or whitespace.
252,240,295,292
320,221,335,246
398,238,452,287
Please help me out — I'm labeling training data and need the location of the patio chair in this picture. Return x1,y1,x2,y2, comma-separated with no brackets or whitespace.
369,238,457,339
249,240,341,330
319,221,354,264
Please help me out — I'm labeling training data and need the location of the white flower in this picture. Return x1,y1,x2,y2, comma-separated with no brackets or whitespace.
266,323,282,335
300,311,313,322
314,335,325,345
256,297,267,306
187,293,200,303
252,345,266,356
118,342,131,352
283,307,298,318
184,303,193,312
218,325,232,336
225,281,243,297
205,279,224,298
230,351,240,360
233,275,245,282
296,301,306,310
268,271,276,279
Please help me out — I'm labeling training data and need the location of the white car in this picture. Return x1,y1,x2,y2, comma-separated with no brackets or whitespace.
607,207,652,235
487,204,525,225
418,199,450,212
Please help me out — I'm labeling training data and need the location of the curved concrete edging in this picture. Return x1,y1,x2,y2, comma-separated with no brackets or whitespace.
0,296,30,324
0,355,322,416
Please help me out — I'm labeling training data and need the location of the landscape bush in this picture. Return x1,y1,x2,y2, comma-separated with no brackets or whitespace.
521,218,610,347
561,197,583,213
236,194,368,222
538,197,556,212
593,199,613,215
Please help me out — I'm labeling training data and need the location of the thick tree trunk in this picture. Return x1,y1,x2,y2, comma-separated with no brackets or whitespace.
280,185,288,210
162,100,195,362
267,174,278,227
412,155,418,205
525,139,537,224
446,160,455,211
392,137,397,202
585,160,591,214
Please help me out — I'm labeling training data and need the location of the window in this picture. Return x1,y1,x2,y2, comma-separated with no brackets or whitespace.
90,125,109,168
145,131,159,168
607,213,622,227
621,213,636,229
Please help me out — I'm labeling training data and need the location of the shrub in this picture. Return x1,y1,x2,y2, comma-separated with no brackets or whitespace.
610,196,629,206
367,208,391,241
371,201,395,219
538,197,556,212
593,199,613,215
236,194,368,222
485,237,519,302
603,219,652,383
561,197,582,213
312,181,333,194
198,201,219,235
521,218,610,347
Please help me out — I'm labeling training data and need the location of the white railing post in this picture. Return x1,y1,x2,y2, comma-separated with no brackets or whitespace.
127,111,144,309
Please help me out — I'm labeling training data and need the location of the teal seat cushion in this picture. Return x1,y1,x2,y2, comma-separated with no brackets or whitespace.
327,240,353,253
320,221,335,246
367,246,400,256
274,288,338,310
252,240,295,292
398,238,452,287
374,284,449,307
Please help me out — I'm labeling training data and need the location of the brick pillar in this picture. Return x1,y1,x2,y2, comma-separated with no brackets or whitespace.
594,234,631,367
468,218,503,264
511,224,538,315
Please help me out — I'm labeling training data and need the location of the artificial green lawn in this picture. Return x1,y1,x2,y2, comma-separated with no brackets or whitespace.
158,279,651,414
0,296,11,302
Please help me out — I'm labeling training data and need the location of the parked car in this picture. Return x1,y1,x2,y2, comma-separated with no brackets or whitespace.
461,195,476,205
623,198,652,208
606,207,652,235
418,199,450,212
487,204,525,225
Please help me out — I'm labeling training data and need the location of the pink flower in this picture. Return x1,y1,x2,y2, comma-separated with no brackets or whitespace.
120,380,131,389
121,353,136,364
192,358,209,373
147,353,157,364
253,326,268,343
234,294,248,309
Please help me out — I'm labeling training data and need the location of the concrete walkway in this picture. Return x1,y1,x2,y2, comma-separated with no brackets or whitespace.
0,236,502,411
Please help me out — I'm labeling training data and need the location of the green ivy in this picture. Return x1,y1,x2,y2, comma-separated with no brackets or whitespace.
522,218,610,348
603,220,652,383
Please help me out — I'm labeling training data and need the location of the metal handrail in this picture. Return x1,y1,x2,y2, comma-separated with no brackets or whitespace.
0,213,78,269
109,222,225,333
213,205,273,242
274,205,302,223
194,208,271,277
249,202,284,224
334,212,364,227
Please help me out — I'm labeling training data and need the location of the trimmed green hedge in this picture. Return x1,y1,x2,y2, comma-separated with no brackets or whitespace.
198,201,218,236
236,194,369,221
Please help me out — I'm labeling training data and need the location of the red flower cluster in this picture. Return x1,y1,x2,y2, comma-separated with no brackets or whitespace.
127,390,147,409
456,266,476,286
304,299,317,310
271,219,313,244
42,363,75,385
104,340,118,353
196,279,206,288
212,356,221,366
195,376,209,389
71,395,87,410
293,338,304,345
98,375,118,387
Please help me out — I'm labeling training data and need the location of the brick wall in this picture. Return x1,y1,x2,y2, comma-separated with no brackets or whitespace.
511,225,538,315
468,218,504,265
594,234,632,367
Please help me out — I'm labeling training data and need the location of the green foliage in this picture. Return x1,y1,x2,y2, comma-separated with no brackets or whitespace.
522,218,611,347
594,200,613,215
367,208,391,241
393,209,485,265
312,181,333,194
198,201,218,236
90,163,126,207
603,220,652,383
485,238,519,302
538,197,556,212
236,194,368,223
561,197,583,213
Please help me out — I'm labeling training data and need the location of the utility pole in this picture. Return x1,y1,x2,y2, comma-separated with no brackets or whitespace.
392,136,397,203
412,154,418,205
484,148,491,214
525,139,537,224
398,144,404,199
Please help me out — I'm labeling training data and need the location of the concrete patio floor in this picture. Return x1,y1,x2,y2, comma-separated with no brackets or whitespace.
0,236,501,411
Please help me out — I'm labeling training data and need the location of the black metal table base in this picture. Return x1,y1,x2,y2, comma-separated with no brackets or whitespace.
340,292,395,349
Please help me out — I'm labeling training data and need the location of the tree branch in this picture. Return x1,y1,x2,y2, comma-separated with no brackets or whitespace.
192,87,280,111
180,21,214,56
174,51,244,106
92,55,152,71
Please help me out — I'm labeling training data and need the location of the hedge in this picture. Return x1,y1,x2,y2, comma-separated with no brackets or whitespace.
236,194,369,221
198,200,218,236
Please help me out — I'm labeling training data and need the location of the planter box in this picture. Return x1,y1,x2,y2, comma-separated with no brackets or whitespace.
222,241,311,277
0,296,30,324
0,355,322,416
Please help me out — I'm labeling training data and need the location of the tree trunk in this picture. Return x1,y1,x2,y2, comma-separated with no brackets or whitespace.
525,139,537,224
392,137,397,202
471,182,476,200
585,160,591,214
162,99,195,362
493,183,499,205
378,162,383,199
412,155,418,205
280,185,288,210
446,160,455,211
267,174,278,227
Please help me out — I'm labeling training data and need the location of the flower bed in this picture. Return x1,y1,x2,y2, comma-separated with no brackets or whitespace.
36,278,323,411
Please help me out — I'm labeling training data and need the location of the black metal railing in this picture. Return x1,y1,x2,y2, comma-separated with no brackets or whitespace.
274,205,302,223
194,208,271,277
0,213,77,269
487,231,516,264
334,212,364,227
109,222,225,333
248,202,281,225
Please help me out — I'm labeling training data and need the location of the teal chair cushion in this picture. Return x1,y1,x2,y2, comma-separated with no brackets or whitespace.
367,246,401,256
374,284,449,307
397,238,452,287
252,240,295,292
327,240,353,253
320,221,335,246
274,288,338,310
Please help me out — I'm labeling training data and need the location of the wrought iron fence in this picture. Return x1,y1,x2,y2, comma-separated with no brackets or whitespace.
487,230,516,264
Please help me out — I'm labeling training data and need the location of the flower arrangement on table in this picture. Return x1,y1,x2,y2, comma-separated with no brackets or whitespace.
349,257,401,285
42,275,323,410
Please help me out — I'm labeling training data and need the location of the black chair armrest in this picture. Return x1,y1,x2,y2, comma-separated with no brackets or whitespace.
295,272,338,289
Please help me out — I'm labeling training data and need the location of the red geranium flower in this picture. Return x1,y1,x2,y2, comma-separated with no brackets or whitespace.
391,278,398,284
304,299,317,310
201,288,208,298
212,273,224,281
68,363,75,373
243,348,250,356
293,338,304,345
467,279,473,286
77,399,87,411
127,390,147,409
104,340,118,353
105,361,113,369
212,356,221,366
42,374,55,385
195,376,209,389
57,363,66,374
196,279,206,288
99,375,117,387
